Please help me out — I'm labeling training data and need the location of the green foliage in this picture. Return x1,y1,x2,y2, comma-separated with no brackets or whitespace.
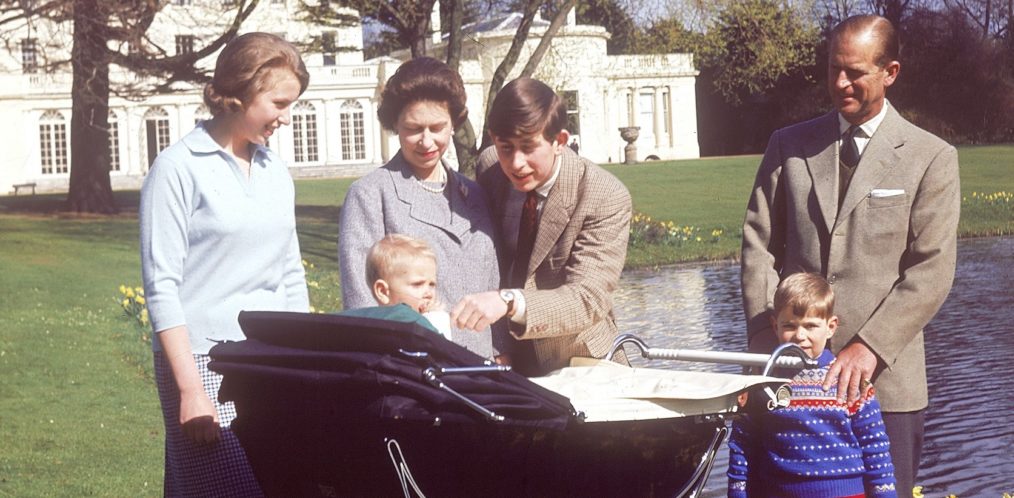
574,0,637,54
698,0,820,106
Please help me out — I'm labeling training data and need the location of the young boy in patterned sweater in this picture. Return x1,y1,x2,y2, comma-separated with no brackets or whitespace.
728,272,897,497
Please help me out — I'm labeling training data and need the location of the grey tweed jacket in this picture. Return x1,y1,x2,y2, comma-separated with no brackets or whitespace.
338,152,503,358
477,146,632,374
741,106,960,412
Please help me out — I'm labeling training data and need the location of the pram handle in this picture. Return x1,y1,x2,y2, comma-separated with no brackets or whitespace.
608,335,813,411
607,334,817,373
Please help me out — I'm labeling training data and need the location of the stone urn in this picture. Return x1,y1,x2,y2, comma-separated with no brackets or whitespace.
618,126,640,164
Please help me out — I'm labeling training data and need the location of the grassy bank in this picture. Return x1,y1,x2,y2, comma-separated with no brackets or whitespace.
0,144,1010,496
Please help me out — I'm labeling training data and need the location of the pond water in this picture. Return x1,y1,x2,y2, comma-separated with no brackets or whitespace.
612,236,1013,496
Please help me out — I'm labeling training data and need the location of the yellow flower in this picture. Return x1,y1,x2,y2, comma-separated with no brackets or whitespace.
122,299,130,308
124,287,135,298
135,296,146,305
136,287,144,296
140,309,149,325
119,284,127,295
912,486,923,498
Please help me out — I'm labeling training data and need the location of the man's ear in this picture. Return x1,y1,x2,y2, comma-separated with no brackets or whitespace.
373,279,391,305
883,60,900,87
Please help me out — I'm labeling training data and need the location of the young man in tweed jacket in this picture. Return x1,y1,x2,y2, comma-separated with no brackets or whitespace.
451,77,632,376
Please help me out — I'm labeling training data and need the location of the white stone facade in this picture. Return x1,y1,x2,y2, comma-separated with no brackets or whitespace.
0,3,699,195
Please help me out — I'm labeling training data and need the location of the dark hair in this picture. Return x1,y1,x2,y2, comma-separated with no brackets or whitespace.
773,272,836,320
376,57,468,131
203,32,309,117
830,15,899,67
486,77,568,141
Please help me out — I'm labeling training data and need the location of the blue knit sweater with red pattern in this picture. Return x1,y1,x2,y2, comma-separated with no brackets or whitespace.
727,349,897,498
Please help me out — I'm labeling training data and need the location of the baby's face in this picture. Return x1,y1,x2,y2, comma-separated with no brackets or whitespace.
772,308,837,359
385,257,438,313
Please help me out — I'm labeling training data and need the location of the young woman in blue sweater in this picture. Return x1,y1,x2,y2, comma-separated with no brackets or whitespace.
728,272,897,497
140,33,310,496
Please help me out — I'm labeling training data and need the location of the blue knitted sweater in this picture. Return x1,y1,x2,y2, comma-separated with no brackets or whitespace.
727,349,897,497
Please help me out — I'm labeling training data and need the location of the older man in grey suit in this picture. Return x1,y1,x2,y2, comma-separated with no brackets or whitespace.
452,77,632,377
741,15,960,493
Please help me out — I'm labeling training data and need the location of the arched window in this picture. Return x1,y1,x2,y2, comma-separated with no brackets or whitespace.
339,100,366,161
38,110,68,175
194,104,212,126
291,101,319,163
144,107,171,166
109,110,121,171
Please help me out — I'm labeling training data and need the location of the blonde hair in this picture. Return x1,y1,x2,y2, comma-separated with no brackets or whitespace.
203,32,309,117
773,272,836,319
366,234,437,286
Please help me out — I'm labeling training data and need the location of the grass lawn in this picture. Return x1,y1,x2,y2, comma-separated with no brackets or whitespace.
0,144,1010,496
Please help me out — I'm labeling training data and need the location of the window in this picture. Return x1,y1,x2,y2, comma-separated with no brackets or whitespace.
144,107,171,167
194,104,212,126
291,101,319,163
22,38,38,73
175,35,194,56
39,110,68,175
638,91,655,140
109,110,121,172
339,100,366,161
321,31,336,66
562,91,581,136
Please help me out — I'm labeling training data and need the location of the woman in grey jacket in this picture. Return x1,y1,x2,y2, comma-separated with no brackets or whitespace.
338,57,503,359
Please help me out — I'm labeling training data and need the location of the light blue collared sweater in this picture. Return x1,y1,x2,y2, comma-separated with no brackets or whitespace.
140,123,309,354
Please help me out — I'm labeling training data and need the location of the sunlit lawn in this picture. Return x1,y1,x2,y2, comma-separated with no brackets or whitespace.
0,144,1010,495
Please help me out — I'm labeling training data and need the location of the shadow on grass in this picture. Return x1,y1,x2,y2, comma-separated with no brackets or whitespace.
0,190,142,214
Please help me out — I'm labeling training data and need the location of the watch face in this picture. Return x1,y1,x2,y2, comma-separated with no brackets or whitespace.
500,290,515,302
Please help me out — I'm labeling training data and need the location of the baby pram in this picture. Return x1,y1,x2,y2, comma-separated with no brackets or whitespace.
209,308,797,497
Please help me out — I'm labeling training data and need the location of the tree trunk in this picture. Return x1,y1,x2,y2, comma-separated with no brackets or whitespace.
444,0,477,176
66,0,117,214
520,0,577,78
479,0,542,150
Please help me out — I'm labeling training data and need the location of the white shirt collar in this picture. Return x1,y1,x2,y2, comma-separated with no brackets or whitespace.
838,99,890,138
534,154,562,198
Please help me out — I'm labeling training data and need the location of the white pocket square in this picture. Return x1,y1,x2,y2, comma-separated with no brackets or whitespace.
870,188,905,198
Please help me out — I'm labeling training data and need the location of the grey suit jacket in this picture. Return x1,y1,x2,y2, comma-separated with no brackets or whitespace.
477,146,632,374
338,152,503,357
741,106,960,412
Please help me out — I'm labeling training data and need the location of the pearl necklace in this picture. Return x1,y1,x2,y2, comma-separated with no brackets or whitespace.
414,169,447,194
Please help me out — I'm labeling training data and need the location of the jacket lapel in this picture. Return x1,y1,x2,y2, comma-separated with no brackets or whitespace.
388,154,470,240
834,107,905,228
528,151,580,275
804,111,840,235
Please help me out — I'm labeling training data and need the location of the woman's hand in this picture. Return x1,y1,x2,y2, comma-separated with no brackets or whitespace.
179,388,221,444
157,326,221,445
451,291,507,331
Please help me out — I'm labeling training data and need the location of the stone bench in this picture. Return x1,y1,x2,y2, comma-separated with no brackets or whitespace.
12,182,37,195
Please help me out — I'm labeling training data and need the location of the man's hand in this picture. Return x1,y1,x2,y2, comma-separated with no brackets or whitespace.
822,341,878,405
451,291,507,332
179,389,220,445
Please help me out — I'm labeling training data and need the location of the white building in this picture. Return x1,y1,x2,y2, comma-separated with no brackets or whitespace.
0,2,699,195
419,9,700,165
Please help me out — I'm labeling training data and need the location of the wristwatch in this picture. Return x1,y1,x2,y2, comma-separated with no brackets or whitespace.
499,289,517,318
